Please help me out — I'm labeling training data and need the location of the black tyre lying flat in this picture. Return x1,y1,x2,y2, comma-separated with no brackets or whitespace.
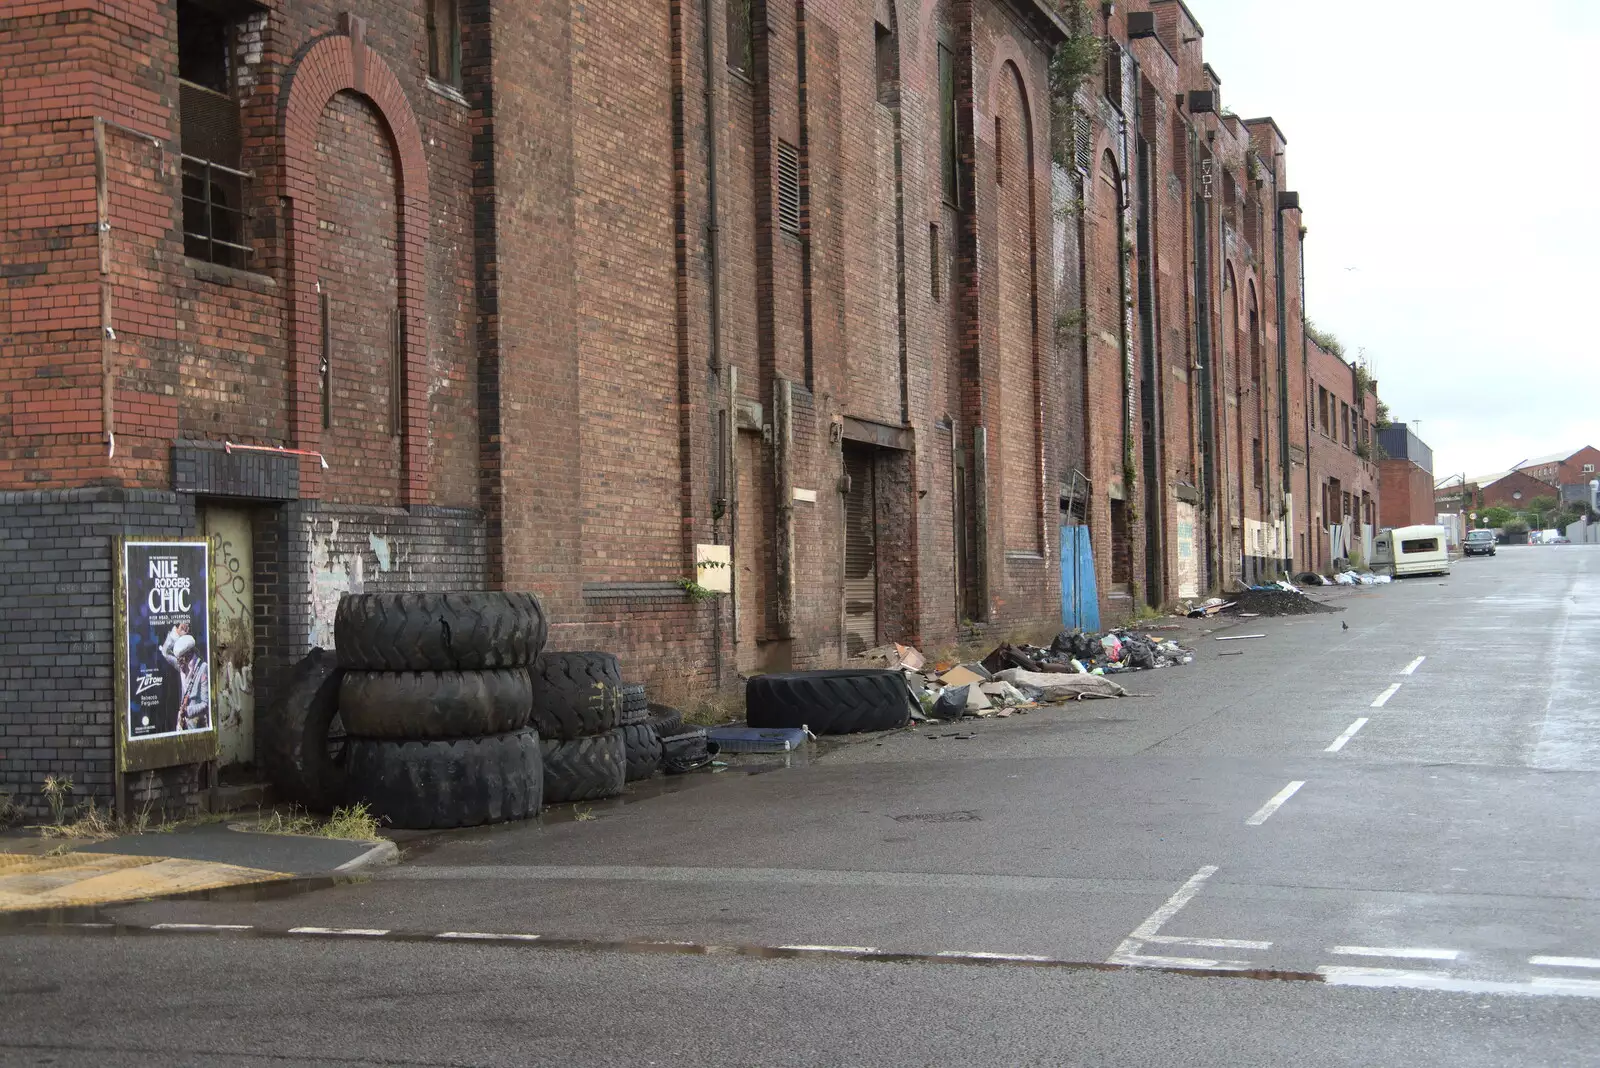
621,722,663,782
540,729,626,804
528,652,624,740
339,669,533,739
335,592,547,672
745,669,913,734
345,729,543,830
645,703,684,739
261,648,348,812
621,683,648,716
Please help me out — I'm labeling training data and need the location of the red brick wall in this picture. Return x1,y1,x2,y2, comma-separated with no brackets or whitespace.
1557,447,1600,487
1478,469,1559,511
317,91,404,506
1379,459,1436,528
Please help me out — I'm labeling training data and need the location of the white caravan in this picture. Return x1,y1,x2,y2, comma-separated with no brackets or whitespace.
1372,524,1451,578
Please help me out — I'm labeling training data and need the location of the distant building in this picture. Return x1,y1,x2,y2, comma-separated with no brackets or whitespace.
1377,424,1436,528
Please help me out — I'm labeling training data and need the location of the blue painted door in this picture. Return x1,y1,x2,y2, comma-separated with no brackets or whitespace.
1059,525,1100,632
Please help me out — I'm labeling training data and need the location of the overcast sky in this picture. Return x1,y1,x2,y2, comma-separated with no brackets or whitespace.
1194,0,1598,482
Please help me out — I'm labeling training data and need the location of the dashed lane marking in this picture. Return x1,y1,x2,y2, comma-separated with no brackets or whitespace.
1331,945,1461,961
287,926,389,937
1401,656,1426,675
437,931,542,942
1245,781,1305,826
1325,718,1369,752
1530,956,1600,970
1320,965,1600,998
1144,935,1273,949
1371,683,1402,708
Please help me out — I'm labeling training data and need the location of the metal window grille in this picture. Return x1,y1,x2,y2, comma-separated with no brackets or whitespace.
179,79,250,268
776,140,801,235
1075,111,1093,172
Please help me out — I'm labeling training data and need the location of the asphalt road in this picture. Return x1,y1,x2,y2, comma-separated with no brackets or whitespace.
4,545,1598,1066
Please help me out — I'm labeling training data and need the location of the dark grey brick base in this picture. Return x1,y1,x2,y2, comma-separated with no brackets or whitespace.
0,488,195,819
0,489,486,822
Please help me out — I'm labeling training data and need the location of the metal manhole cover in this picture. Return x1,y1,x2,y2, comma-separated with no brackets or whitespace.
891,810,981,824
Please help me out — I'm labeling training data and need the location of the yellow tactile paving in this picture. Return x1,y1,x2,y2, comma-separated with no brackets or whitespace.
0,851,290,911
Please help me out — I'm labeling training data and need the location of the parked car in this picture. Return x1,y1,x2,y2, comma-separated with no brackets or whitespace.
1464,529,1497,557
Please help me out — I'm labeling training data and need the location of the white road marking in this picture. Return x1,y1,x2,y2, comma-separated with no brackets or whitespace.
1245,781,1305,826
935,950,1054,962
1111,952,1253,969
150,923,253,932
1530,956,1600,970
1320,965,1600,999
1371,683,1402,707
776,944,878,954
287,926,389,937
1325,717,1370,752
1401,656,1426,675
1107,865,1262,969
1144,935,1273,949
437,931,542,942
1128,865,1219,940
1331,945,1460,961
1216,634,1266,641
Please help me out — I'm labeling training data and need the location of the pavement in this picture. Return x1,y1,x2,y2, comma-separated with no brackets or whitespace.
2,545,1598,1066
0,821,394,912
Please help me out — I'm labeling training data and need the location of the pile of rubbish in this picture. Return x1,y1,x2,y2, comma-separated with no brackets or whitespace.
1187,577,1349,619
1294,570,1393,587
858,629,1194,722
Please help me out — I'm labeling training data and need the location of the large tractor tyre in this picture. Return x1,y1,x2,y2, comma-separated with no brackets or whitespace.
745,669,914,734
344,729,543,830
334,592,547,673
621,722,664,782
339,669,533,740
528,652,624,741
261,648,348,813
645,703,684,739
540,730,626,805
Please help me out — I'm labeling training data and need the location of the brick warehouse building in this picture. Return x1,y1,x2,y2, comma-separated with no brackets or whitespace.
0,0,1364,814
1302,334,1379,570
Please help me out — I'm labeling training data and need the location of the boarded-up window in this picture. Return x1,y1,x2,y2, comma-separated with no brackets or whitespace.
938,42,960,206
843,447,878,657
427,0,461,86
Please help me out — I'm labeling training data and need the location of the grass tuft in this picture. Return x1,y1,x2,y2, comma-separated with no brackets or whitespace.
253,803,384,841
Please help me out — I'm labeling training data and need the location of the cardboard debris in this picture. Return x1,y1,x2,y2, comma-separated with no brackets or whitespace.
939,665,987,688
857,642,927,670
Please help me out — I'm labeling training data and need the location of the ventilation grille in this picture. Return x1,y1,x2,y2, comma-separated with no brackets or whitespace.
1074,111,1092,171
776,140,801,235
179,80,241,166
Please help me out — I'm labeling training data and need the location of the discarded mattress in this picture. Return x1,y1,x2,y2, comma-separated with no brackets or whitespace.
993,668,1127,700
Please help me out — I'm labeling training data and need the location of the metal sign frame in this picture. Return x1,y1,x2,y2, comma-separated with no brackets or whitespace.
114,536,220,776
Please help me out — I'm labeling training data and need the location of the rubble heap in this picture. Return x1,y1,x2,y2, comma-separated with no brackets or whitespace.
857,628,1194,722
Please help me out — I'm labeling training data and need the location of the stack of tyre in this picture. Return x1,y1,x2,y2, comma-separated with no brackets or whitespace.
335,591,549,830
529,652,631,802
